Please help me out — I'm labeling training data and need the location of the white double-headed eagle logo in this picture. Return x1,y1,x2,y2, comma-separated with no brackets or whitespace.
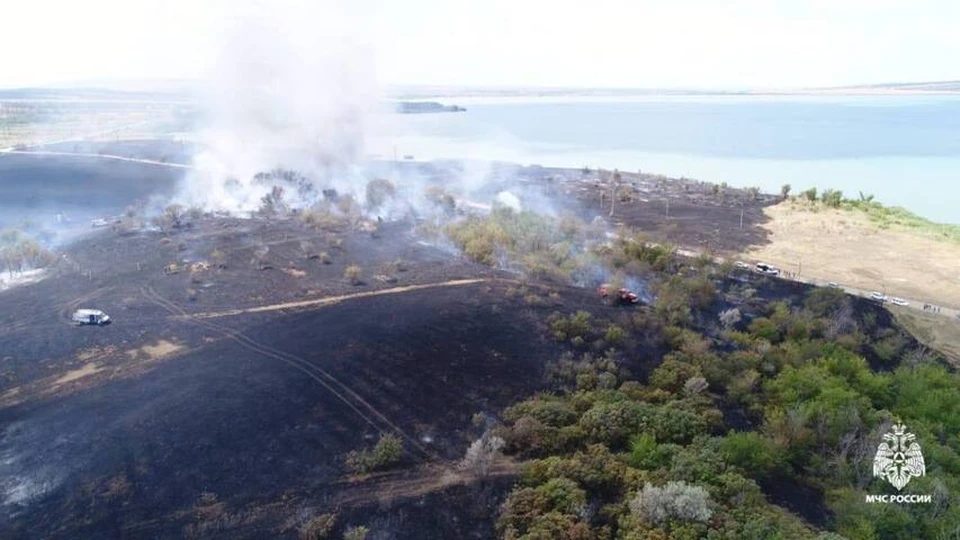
873,423,925,491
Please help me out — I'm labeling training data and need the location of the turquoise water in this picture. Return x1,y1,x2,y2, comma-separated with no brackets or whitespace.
378,95,960,223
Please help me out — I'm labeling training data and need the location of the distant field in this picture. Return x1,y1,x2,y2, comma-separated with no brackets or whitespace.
743,200,960,309
892,307,960,364
0,100,191,148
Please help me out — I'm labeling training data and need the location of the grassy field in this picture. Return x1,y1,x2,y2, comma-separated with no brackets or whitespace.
892,307,960,364
743,199,960,308
0,102,186,148
844,198,960,244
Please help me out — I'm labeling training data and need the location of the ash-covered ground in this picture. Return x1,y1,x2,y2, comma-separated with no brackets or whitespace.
0,197,628,538
0,145,791,539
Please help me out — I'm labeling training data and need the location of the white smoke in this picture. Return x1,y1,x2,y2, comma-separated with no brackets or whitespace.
176,0,384,213
494,191,522,212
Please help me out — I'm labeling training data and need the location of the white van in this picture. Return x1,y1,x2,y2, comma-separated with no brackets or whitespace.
72,309,111,325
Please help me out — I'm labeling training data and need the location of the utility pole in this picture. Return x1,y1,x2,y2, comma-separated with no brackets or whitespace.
740,207,744,230
665,199,670,219
609,169,619,218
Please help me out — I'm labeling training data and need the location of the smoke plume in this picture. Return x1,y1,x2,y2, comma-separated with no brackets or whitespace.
176,0,384,213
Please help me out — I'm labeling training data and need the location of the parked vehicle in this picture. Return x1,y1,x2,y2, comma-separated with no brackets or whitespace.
828,282,840,288
890,297,909,307
72,309,111,325
870,291,887,302
755,262,780,276
598,284,640,306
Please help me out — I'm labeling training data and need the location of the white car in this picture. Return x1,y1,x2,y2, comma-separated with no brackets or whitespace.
870,291,887,302
890,297,909,307
755,263,780,277
72,309,111,325
828,282,840,288
735,261,750,270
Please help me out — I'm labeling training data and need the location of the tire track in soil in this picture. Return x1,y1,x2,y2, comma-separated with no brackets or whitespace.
182,279,489,320
138,285,448,466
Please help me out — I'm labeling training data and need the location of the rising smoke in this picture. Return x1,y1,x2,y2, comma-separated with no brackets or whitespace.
170,0,562,223
176,0,385,213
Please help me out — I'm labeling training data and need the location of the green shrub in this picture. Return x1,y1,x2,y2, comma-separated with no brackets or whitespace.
719,432,784,480
343,525,370,540
580,400,651,447
345,433,403,474
604,324,626,346
504,398,579,428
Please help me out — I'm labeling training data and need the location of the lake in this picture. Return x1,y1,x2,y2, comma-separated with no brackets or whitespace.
372,95,960,223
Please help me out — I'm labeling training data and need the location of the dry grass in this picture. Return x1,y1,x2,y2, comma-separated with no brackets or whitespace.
0,107,177,148
54,363,103,385
744,202,960,308
892,308,960,364
125,339,184,361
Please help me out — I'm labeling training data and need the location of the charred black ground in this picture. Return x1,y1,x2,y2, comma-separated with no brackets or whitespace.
0,149,944,539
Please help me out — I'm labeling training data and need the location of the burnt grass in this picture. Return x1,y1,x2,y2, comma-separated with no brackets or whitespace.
0,215,632,539
0,156,926,538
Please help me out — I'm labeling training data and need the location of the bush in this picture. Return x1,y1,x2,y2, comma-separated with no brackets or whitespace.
365,178,396,210
345,433,403,474
649,358,700,393
719,308,742,329
504,398,579,428
299,513,337,540
719,432,784,479
344,264,362,284
550,311,594,342
628,481,713,525
460,434,505,476
821,189,844,208
604,324,626,346
802,187,818,202
683,376,709,395
343,525,369,540
580,400,650,447
627,433,674,470
748,317,781,343
538,477,587,515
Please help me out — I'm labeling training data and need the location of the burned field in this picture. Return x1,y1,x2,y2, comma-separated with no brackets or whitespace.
0,212,638,538
1,153,954,539
548,167,778,254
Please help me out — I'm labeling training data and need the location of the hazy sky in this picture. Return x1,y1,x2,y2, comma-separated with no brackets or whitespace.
3,0,959,89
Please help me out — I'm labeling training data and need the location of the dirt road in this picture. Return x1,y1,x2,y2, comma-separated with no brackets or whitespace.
182,279,490,319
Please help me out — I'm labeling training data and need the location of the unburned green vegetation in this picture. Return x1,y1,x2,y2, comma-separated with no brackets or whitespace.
787,189,960,244
344,433,404,475
489,262,960,539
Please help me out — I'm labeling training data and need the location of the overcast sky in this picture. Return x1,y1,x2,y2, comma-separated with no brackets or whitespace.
3,0,959,89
